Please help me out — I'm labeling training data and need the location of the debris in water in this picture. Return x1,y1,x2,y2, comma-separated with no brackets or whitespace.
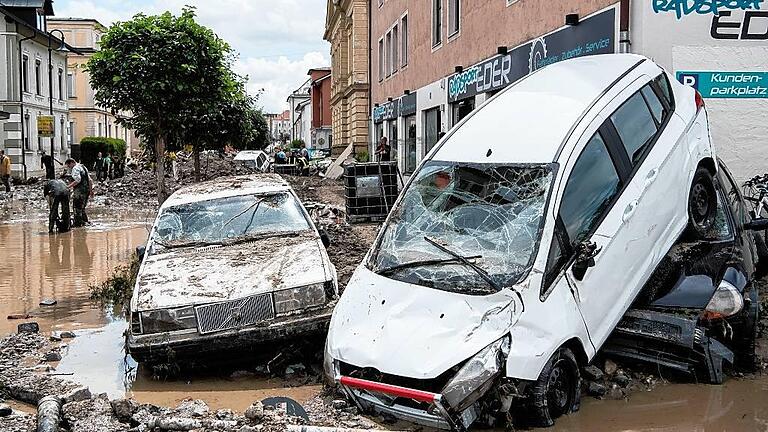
17,322,39,333
39,299,57,306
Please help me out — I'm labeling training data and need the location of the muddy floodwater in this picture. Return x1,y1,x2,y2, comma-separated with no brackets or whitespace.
2,193,768,430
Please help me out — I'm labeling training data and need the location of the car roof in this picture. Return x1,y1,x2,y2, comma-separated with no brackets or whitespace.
234,150,267,161
433,54,649,165
161,174,292,208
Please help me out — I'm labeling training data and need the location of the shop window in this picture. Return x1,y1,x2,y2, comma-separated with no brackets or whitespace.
452,98,475,126
424,107,441,154
389,120,398,163
405,115,417,174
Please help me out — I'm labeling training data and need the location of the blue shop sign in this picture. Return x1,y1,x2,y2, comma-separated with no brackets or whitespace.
677,71,768,98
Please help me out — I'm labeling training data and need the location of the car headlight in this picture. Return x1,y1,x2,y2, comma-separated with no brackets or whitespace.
274,283,327,316
138,306,198,334
442,336,511,412
703,280,744,320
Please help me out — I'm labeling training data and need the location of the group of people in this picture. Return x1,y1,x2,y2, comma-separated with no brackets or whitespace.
93,151,124,181
43,159,93,234
274,144,311,176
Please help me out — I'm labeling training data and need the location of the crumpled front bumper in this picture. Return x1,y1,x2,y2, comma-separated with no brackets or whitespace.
128,306,334,362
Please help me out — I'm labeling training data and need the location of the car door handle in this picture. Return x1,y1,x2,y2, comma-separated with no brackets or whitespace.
622,200,638,223
643,168,659,190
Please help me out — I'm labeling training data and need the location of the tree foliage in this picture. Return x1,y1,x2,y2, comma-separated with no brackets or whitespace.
87,7,250,203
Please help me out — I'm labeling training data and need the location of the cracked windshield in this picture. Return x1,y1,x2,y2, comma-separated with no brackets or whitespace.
154,192,310,248
373,162,553,294
2,0,768,431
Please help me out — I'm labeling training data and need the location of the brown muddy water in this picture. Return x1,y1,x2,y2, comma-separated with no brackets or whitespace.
2,195,768,429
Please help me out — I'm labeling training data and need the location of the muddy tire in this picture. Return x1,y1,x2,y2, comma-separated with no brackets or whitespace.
520,347,581,428
688,167,717,238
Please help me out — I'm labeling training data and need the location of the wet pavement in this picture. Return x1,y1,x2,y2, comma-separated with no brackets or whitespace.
2,189,768,430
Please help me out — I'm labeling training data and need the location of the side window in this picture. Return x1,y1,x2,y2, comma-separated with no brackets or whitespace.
720,170,749,225
654,73,675,108
560,133,622,245
610,91,658,165
641,85,665,125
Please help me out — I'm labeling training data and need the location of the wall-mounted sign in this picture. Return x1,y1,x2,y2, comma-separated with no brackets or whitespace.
677,71,768,98
446,7,616,103
37,115,55,137
373,100,399,123
651,0,767,40
399,93,417,116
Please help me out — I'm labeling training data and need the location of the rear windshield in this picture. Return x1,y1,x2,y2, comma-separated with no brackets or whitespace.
370,161,554,294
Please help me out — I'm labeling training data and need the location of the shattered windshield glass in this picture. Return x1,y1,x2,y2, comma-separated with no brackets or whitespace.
153,192,311,247
371,161,554,294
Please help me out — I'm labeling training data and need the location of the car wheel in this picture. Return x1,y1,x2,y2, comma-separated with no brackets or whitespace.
688,167,717,238
520,347,581,428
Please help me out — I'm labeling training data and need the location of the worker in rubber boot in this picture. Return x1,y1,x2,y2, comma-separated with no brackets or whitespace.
43,178,71,233
65,158,92,227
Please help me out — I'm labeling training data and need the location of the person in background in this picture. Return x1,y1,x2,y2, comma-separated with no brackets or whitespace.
40,151,55,180
103,153,113,180
94,152,105,181
43,178,71,234
275,147,287,164
0,150,11,193
65,158,92,227
375,136,391,162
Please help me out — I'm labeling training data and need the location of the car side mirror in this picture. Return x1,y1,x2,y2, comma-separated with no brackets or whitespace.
745,218,768,231
572,241,601,281
136,245,146,261
319,229,331,248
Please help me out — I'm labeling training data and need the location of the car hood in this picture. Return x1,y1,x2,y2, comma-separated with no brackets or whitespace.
134,232,328,310
327,265,521,380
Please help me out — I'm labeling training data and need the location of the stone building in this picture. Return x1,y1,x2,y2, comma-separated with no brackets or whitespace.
48,18,141,158
324,0,370,156
0,0,71,179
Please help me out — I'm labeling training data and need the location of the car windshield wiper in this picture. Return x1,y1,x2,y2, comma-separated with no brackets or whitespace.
423,235,501,292
220,230,304,246
376,255,483,276
153,239,223,250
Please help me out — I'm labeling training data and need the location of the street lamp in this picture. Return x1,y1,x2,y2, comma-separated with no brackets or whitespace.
47,29,67,156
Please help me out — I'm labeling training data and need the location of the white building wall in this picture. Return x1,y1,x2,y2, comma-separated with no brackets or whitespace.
631,2,768,181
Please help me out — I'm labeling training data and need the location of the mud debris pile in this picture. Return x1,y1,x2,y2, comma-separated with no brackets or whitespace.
0,332,383,432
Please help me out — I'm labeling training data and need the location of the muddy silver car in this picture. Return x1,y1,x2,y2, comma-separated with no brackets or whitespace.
128,174,338,362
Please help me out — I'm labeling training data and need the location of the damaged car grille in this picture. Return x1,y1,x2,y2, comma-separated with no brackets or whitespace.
196,293,275,334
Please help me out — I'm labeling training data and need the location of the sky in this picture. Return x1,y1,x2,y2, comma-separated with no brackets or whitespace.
53,0,331,112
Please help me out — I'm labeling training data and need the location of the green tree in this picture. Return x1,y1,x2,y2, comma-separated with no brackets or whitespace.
86,7,234,203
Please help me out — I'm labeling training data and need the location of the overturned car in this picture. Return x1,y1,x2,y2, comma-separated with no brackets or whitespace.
128,174,338,363
324,54,745,429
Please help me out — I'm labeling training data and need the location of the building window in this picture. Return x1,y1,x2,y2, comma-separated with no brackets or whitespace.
22,55,29,93
35,60,41,95
392,25,399,73
24,115,30,149
378,38,384,81
401,15,408,67
60,118,65,150
57,69,64,101
108,123,112,138
67,72,75,98
98,122,103,137
68,121,74,146
432,0,442,47
385,31,392,77
448,0,460,37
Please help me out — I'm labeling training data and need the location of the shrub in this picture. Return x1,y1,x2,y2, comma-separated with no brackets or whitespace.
355,149,370,163
79,136,127,169
89,252,140,314
290,139,305,149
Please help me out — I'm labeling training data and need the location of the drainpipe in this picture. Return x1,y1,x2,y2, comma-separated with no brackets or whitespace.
37,395,61,432
620,0,631,53
366,0,372,158
18,31,35,181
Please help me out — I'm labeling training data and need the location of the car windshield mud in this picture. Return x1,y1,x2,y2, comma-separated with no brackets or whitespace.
153,192,311,248
371,161,554,294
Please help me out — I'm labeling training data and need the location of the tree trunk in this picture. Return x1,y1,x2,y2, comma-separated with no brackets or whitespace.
155,135,168,204
194,146,201,182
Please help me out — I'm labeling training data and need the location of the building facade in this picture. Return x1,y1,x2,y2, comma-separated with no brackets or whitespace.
370,0,619,175
630,1,768,181
48,18,140,158
287,78,311,145
309,67,333,152
324,0,370,156
0,0,71,179
266,109,291,144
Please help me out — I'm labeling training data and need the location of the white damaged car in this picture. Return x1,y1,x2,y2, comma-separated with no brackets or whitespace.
128,174,337,362
325,54,718,429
